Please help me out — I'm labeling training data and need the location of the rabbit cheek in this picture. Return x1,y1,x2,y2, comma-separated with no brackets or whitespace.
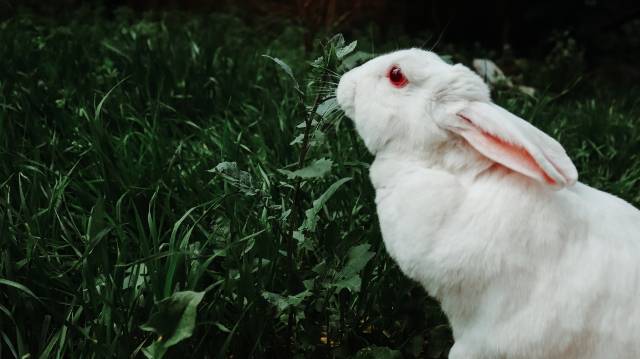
353,100,395,153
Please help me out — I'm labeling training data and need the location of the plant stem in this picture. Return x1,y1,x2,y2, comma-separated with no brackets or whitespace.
285,67,331,347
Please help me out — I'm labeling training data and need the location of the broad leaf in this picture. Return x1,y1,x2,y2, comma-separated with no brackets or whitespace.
333,275,361,292
328,33,345,50
262,290,311,313
303,177,351,231
333,244,375,292
140,291,205,358
316,98,339,118
355,346,402,359
338,51,374,72
289,133,304,145
209,161,256,195
262,55,294,79
262,55,300,91
278,158,333,179
339,244,375,279
336,40,357,59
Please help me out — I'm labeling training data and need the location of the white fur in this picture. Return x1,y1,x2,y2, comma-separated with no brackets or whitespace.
337,48,640,358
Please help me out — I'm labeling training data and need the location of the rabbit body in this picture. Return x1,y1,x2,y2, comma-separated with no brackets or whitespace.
371,154,640,359
336,48,640,358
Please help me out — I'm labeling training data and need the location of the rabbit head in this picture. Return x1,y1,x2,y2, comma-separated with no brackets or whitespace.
337,48,578,188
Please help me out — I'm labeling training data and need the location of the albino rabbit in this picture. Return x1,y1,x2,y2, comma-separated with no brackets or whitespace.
336,48,640,359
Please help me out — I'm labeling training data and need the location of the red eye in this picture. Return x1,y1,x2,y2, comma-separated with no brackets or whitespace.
388,66,408,88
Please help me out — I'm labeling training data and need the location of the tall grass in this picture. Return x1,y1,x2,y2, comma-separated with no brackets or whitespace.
1,9,639,359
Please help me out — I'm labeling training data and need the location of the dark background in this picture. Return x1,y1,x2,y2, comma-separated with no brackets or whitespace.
3,0,640,64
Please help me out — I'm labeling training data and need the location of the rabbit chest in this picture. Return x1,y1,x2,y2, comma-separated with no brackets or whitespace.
369,156,577,297
369,158,479,294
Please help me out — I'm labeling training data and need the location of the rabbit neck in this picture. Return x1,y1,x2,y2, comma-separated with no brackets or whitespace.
372,139,494,189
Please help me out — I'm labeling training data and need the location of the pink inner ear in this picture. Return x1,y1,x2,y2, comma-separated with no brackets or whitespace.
481,131,557,185
459,114,557,185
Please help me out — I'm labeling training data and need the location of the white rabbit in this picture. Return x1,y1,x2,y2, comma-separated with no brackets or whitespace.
336,48,640,359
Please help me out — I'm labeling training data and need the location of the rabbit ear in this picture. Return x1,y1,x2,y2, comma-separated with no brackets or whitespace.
447,101,578,188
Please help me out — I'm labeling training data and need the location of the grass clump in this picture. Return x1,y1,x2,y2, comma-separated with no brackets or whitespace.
1,9,639,359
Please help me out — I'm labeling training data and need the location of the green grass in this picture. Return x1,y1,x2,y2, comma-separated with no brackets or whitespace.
1,9,639,359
